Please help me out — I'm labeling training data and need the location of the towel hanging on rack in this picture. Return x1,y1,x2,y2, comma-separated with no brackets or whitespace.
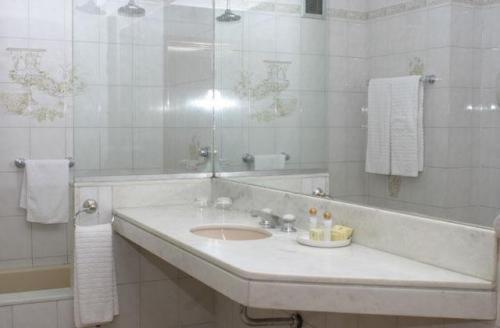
365,75,424,177
19,159,70,224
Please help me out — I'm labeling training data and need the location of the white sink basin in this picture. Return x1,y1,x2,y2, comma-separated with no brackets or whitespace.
191,225,271,241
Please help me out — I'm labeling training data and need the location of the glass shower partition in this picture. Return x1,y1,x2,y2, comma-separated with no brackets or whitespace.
72,0,215,177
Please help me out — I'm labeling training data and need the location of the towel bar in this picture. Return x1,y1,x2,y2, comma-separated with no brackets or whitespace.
361,75,440,113
242,153,291,164
15,158,75,168
366,74,440,86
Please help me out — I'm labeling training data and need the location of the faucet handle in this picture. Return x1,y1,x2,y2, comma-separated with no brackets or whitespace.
281,214,296,233
256,208,276,228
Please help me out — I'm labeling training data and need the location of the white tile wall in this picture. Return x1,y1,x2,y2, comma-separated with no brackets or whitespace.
71,178,216,328
0,0,73,269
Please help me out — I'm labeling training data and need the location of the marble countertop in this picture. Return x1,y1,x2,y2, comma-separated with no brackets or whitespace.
113,205,493,290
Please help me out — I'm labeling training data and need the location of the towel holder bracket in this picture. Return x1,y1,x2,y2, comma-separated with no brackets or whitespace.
15,157,75,168
242,153,291,164
74,199,99,226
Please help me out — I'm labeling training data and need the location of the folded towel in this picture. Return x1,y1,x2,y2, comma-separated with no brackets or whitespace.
74,224,119,328
365,76,424,177
365,79,392,175
390,76,423,177
20,159,69,224
254,154,286,171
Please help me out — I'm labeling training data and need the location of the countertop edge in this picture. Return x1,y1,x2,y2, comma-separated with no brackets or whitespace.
112,214,497,319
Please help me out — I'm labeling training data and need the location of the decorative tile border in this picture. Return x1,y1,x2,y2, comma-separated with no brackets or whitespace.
248,2,301,14
245,0,500,20
328,9,368,21
330,0,500,21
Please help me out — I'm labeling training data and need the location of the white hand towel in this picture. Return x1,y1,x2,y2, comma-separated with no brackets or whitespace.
74,224,119,328
365,79,392,175
20,159,69,224
254,154,286,171
390,76,423,177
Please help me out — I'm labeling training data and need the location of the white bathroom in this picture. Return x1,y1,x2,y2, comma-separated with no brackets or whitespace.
0,0,499,327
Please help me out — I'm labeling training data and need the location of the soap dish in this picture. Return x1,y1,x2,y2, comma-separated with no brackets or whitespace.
297,233,351,248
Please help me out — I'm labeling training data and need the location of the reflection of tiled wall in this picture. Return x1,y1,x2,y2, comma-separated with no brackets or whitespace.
73,0,167,177
326,0,369,201
163,3,214,173
0,0,73,269
475,4,500,226
215,0,329,171
361,1,500,226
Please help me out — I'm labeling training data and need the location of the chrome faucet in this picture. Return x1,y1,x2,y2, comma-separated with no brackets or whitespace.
312,187,331,199
250,208,280,229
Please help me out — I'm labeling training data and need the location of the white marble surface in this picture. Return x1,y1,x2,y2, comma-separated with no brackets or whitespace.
113,205,493,290
214,179,497,281
112,205,497,319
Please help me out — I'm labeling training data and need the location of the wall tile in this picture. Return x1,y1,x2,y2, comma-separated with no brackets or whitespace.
398,316,444,328
133,128,163,169
31,223,67,258
29,0,66,40
104,284,140,328
0,128,29,172
57,300,74,328
0,0,29,38
114,235,140,285
30,128,67,160
301,19,327,55
0,306,12,328
359,315,398,328
326,312,357,328
140,250,178,282
100,128,133,170
74,128,100,170
179,278,215,326
140,280,179,328
0,216,31,261
12,302,57,328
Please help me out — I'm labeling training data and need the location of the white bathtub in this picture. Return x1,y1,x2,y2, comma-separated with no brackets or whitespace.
0,265,73,328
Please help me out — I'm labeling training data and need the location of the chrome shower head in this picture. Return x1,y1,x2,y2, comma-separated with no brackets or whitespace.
76,0,106,15
216,0,241,22
118,0,145,17
216,9,241,22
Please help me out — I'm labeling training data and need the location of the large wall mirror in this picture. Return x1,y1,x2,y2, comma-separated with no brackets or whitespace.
213,0,500,229
72,0,500,228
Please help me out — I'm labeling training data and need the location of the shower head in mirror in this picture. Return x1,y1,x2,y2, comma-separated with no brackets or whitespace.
118,0,146,17
76,0,106,15
216,0,241,22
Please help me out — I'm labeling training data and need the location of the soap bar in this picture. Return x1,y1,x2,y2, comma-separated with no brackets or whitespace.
309,228,324,241
331,225,353,241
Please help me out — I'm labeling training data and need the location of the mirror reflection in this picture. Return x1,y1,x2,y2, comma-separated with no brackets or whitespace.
214,0,500,228
69,0,500,228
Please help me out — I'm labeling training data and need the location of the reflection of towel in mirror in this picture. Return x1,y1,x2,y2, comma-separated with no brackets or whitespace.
254,154,286,171
365,76,424,177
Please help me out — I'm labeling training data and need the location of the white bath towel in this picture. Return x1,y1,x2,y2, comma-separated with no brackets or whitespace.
365,76,424,177
74,224,119,328
390,76,423,177
254,154,286,171
19,159,69,224
365,79,392,175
